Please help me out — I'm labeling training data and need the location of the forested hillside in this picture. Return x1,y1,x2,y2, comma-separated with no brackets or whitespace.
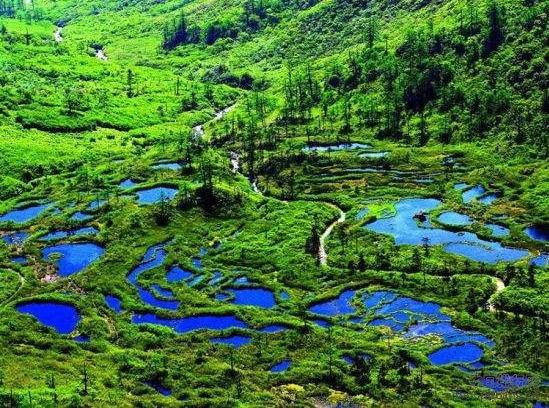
0,0,547,405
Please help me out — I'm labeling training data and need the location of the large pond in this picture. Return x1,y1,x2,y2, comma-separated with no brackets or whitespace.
42,243,105,276
16,302,80,334
364,198,529,263
309,289,495,366
0,203,52,224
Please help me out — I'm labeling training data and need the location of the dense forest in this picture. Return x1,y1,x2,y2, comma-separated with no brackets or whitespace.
0,0,547,406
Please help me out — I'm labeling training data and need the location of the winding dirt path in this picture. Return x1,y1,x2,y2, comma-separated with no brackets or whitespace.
53,27,63,43
319,203,346,265
487,277,505,312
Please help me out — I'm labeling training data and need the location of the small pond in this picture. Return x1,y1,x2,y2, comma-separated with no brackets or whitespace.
462,185,485,203
132,314,248,333
271,360,291,372
152,162,182,171
135,187,178,205
228,288,276,309
119,179,138,189
428,343,484,365
303,142,372,152
486,224,510,237
2,231,29,245
105,295,122,313
359,151,389,158
42,243,105,276
39,227,99,241
16,302,80,334
211,335,251,347
309,290,356,316
437,211,472,226
70,212,93,221
0,203,52,224
524,225,548,242
166,266,193,283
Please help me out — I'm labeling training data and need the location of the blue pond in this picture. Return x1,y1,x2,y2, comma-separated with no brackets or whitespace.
312,319,331,328
87,200,106,210
187,275,204,286
16,302,80,334
166,266,193,283
152,162,182,170
39,227,99,241
119,178,138,189
208,271,223,286
486,224,510,237
144,381,172,397
42,243,105,277
132,314,248,333
127,241,180,310
531,253,548,268
151,284,176,299
228,288,276,309
365,198,529,263
11,256,28,264
478,193,500,205
309,290,356,316
356,208,370,220
211,335,251,347
462,185,485,203
454,182,470,191
0,203,52,224
105,295,122,313
359,151,389,158
215,293,229,301
479,374,530,392
524,225,548,242
428,343,484,365
2,231,29,246
280,291,290,301
70,212,93,221
303,142,372,152
191,257,203,270
74,335,90,343
438,211,472,226
404,322,493,347
135,187,178,205
271,360,291,372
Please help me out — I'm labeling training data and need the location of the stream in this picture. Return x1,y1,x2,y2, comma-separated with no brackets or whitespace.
53,27,63,43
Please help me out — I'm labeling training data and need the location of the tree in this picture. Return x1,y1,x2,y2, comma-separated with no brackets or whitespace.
484,1,503,56
527,263,536,287
162,11,188,50
126,69,134,98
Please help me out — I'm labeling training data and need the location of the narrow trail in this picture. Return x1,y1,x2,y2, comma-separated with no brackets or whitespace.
0,269,25,308
487,277,506,312
319,203,346,266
